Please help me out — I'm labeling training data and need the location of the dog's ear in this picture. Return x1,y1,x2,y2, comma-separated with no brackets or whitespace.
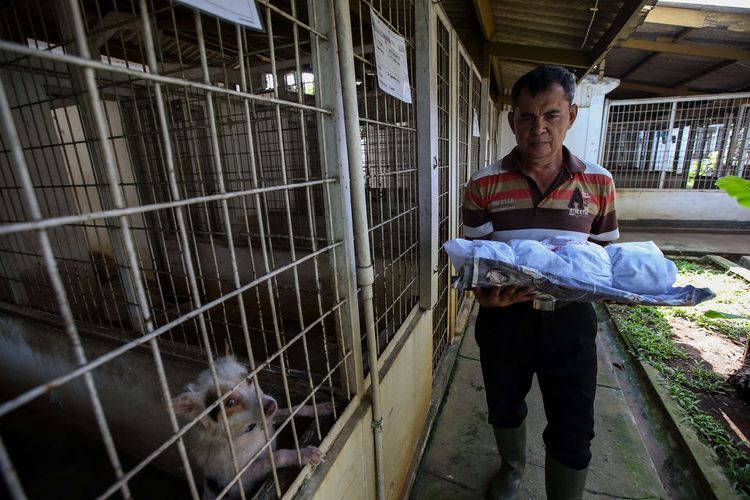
216,353,237,365
172,391,201,419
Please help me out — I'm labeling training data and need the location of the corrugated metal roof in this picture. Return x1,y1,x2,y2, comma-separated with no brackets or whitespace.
439,0,750,102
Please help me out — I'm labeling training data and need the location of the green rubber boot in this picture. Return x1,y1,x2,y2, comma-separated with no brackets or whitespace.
486,420,526,500
544,451,588,500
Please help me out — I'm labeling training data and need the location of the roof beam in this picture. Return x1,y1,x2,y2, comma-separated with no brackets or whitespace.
471,0,495,41
619,27,692,79
618,81,704,96
88,12,139,51
673,59,735,87
496,95,512,109
491,58,504,95
620,39,750,62
644,6,750,32
619,53,656,80
585,0,654,79
481,44,492,79
484,42,591,68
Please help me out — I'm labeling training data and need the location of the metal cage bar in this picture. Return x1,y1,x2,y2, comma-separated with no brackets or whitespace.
453,45,478,320
352,0,419,358
432,12,451,370
0,0,358,498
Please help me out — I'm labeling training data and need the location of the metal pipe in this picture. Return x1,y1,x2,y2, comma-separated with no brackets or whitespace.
0,39,331,115
735,106,750,179
331,1,385,499
659,101,678,189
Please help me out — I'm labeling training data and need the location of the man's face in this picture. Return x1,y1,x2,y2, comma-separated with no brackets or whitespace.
509,83,578,164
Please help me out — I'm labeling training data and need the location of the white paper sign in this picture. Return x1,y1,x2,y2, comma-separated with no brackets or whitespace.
472,111,480,137
175,0,263,31
370,8,412,103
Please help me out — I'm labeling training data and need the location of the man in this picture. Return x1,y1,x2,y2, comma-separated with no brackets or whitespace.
462,65,619,500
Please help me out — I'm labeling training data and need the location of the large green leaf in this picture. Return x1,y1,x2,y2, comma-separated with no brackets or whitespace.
715,176,750,208
704,309,750,320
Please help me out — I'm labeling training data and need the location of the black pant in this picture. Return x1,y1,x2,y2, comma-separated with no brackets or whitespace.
474,301,598,471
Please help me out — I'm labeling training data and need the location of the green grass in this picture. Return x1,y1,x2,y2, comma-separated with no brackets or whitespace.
665,259,750,344
690,363,728,394
614,306,685,365
674,259,711,274
610,296,750,496
670,309,747,343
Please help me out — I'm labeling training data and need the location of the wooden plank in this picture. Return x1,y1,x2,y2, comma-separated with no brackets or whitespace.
585,0,654,79
704,255,750,283
471,0,494,41
673,60,736,88
484,42,590,68
620,39,750,62
645,6,750,33
491,58,504,95
617,27,690,82
617,81,704,96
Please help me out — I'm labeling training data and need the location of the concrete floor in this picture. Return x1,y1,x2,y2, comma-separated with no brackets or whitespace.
409,305,667,500
410,229,750,499
618,229,750,257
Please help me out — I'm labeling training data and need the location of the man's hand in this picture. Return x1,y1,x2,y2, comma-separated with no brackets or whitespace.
473,285,535,308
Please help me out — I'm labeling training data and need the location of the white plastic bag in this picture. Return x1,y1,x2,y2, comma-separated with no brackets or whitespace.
444,239,514,270
472,240,514,265
510,239,572,276
606,241,677,294
549,240,612,287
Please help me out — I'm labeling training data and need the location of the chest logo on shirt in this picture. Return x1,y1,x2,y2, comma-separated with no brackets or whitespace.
488,198,516,212
568,187,589,217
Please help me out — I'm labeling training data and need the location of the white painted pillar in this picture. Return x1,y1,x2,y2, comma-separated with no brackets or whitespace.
565,75,620,163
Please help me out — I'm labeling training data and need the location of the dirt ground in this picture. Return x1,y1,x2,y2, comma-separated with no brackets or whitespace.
611,257,750,492
668,315,750,451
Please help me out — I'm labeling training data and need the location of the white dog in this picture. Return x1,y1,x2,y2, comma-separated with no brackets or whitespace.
173,356,332,499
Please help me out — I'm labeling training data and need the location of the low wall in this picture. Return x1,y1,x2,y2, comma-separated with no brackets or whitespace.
617,189,750,228
310,308,433,499
0,302,434,499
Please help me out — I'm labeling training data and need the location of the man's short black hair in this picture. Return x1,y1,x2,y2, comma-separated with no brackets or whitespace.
510,65,576,109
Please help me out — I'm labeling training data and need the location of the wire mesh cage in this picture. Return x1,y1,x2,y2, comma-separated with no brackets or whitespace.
349,0,419,358
0,0,355,498
453,50,481,320
433,14,450,370
601,93,750,190
456,52,481,240
456,55,469,237
471,70,481,172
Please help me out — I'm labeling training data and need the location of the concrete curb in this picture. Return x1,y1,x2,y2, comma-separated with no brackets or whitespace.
641,363,739,499
705,254,750,283
600,303,739,499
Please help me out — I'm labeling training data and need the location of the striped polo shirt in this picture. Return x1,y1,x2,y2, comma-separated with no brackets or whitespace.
463,146,619,242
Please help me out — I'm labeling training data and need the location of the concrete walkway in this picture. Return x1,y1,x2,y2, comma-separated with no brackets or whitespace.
410,230,749,499
618,229,750,258
410,305,667,499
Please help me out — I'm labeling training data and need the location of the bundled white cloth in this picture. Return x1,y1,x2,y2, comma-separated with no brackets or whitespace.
512,238,613,287
606,241,677,294
445,238,677,294
444,239,514,269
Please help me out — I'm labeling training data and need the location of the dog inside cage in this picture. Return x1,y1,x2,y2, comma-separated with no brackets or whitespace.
0,0,359,497
172,355,334,499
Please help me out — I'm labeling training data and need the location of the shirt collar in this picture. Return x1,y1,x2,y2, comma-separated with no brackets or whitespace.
501,146,586,174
